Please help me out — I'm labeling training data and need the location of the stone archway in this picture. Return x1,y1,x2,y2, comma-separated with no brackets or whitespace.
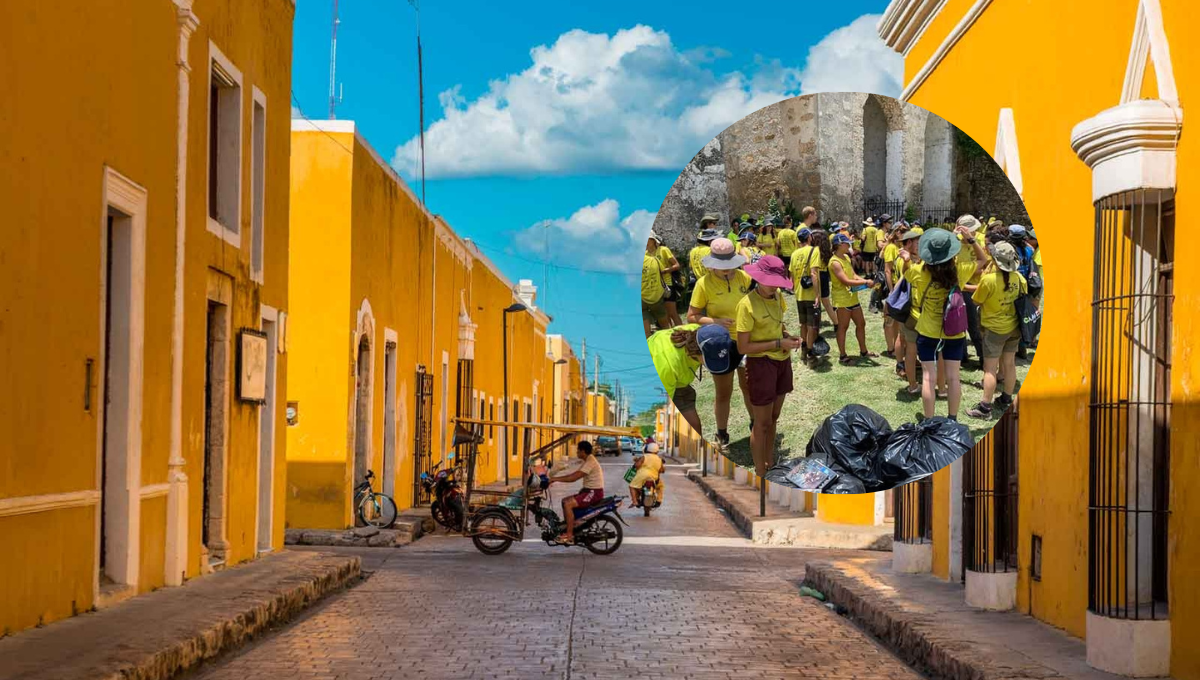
863,96,888,201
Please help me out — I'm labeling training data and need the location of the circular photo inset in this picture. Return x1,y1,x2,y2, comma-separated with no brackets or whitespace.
642,92,1040,495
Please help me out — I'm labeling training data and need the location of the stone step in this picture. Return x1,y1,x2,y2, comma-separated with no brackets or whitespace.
284,517,424,548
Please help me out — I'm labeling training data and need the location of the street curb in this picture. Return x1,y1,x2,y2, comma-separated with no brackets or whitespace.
804,562,1017,680
687,469,758,537
116,553,362,680
0,552,361,680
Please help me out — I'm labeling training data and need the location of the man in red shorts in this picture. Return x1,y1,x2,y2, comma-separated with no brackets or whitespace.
548,439,606,544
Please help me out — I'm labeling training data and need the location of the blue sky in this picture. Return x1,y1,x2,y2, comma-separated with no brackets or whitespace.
290,0,902,411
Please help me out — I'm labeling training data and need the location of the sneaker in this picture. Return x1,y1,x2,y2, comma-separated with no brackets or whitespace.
966,401,993,418
716,431,731,450
996,393,1013,408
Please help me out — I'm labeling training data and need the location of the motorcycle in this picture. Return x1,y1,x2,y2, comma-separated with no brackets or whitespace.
420,455,466,531
469,467,627,556
624,465,663,517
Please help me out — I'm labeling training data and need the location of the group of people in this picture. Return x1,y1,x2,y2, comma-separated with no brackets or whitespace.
644,206,1042,480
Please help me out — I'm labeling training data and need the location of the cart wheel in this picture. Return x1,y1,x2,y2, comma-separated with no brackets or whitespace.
470,508,517,555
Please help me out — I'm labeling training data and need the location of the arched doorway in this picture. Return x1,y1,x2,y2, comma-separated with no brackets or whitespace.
863,97,888,202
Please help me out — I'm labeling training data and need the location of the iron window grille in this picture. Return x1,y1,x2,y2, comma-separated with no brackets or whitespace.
1089,190,1173,621
893,476,933,544
456,359,479,495
862,198,907,223
920,207,959,226
963,402,1020,574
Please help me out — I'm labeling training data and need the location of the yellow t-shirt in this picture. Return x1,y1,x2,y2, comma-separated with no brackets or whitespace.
1033,248,1042,267
852,236,862,252
688,245,711,280
829,253,860,309
972,271,1028,335
789,245,822,302
737,244,764,261
641,254,665,304
955,237,979,287
882,243,901,284
904,264,965,340
758,232,777,256
656,245,676,286
776,229,799,257
734,290,789,360
863,226,880,253
689,270,752,334
903,260,924,322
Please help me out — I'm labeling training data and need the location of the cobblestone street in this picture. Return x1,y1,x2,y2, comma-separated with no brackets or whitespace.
187,456,921,680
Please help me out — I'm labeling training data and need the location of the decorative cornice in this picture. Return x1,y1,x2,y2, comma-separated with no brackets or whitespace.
1069,99,1183,202
898,0,994,102
877,0,947,56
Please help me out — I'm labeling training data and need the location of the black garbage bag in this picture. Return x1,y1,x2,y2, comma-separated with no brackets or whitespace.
877,417,973,487
822,474,867,494
805,405,893,490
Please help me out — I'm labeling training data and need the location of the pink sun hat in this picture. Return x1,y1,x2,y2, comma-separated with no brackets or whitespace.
744,255,793,290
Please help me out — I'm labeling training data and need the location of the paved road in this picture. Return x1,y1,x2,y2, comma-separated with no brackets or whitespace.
189,453,920,680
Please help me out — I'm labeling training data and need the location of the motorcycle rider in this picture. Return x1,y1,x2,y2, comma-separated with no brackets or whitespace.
629,440,665,510
547,439,605,544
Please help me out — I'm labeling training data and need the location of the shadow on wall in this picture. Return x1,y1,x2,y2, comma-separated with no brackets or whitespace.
285,461,349,530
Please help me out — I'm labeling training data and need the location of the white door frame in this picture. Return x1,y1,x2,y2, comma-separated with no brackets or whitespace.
256,305,279,553
95,166,147,597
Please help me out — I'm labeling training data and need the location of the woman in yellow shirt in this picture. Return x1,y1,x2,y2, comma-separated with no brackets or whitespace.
776,216,799,269
899,229,966,421
737,230,764,263
787,229,822,366
649,232,684,327
880,224,904,366
828,234,875,365
966,241,1028,419
641,250,669,338
687,238,752,451
734,255,802,483
757,220,778,257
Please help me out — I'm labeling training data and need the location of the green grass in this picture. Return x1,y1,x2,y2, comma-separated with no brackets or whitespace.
692,287,1033,469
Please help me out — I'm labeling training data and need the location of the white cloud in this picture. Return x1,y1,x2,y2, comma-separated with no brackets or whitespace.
394,16,900,179
515,199,654,274
798,14,903,96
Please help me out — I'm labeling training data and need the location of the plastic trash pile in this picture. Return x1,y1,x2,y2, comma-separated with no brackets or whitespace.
764,404,972,493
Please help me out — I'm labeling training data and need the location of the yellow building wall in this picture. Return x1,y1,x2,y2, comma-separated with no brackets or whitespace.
816,494,879,526
905,2,1200,673
0,0,293,634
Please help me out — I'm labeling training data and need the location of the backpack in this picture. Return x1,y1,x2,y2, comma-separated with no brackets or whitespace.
942,286,968,336
885,279,913,322
1015,294,1042,344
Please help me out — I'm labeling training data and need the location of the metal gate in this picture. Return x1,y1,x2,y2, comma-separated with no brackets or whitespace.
1089,191,1173,620
893,476,932,544
862,198,907,222
412,365,434,505
963,402,1019,577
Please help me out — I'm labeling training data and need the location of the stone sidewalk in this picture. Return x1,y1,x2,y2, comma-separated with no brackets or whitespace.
804,554,1136,680
688,469,893,549
0,550,360,680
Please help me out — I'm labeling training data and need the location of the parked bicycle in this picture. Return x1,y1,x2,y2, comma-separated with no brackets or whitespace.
355,470,398,529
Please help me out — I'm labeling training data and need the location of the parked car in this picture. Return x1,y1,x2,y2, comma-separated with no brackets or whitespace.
595,436,621,456
620,437,636,452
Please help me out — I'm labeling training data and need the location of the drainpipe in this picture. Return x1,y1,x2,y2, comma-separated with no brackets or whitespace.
165,1,198,587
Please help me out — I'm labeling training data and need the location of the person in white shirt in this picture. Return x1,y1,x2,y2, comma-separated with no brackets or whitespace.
549,440,606,543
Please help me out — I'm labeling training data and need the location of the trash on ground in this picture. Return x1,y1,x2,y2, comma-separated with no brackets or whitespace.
799,586,826,601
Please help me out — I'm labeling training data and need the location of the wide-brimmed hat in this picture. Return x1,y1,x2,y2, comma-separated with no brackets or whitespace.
990,241,1020,272
648,231,662,243
701,237,747,269
956,214,982,232
1008,224,1028,237
700,213,721,225
900,230,922,242
764,217,778,227
1026,228,1038,241
738,221,754,231
744,255,793,289
696,324,737,374
738,230,757,243
697,228,721,242
832,233,852,246
918,228,962,265
879,213,893,224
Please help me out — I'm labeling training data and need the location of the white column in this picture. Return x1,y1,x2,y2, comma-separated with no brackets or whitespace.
165,1,198,587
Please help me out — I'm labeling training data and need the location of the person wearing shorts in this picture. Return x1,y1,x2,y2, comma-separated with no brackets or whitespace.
900,229,967,421
646,324,705,435
828,233,876,365
734,256,802,481
548,440,606,544
688,238,752,450
967,241,1028,419
788,229,822,365
648,231,684,327
641,246,670,338
896,230,924,394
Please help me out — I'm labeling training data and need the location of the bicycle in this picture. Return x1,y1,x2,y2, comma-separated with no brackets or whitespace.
354,470,398,529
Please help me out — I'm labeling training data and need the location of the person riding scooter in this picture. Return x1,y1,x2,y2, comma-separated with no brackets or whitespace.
547,439,605,544
629,441,665,510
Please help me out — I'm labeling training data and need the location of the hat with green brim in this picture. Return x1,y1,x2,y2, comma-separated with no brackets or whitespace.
700,213,721,225
918,228,961,265
990,241,1020,272
900,230,922,242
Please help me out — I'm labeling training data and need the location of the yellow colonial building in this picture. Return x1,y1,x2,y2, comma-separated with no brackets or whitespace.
879,0,1197,676
0,0,294,635
286,120,560,529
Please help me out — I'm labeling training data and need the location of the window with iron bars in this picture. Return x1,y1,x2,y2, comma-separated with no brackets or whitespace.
1089,190,1173,621
893,476,933,544
963,401,1019,576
